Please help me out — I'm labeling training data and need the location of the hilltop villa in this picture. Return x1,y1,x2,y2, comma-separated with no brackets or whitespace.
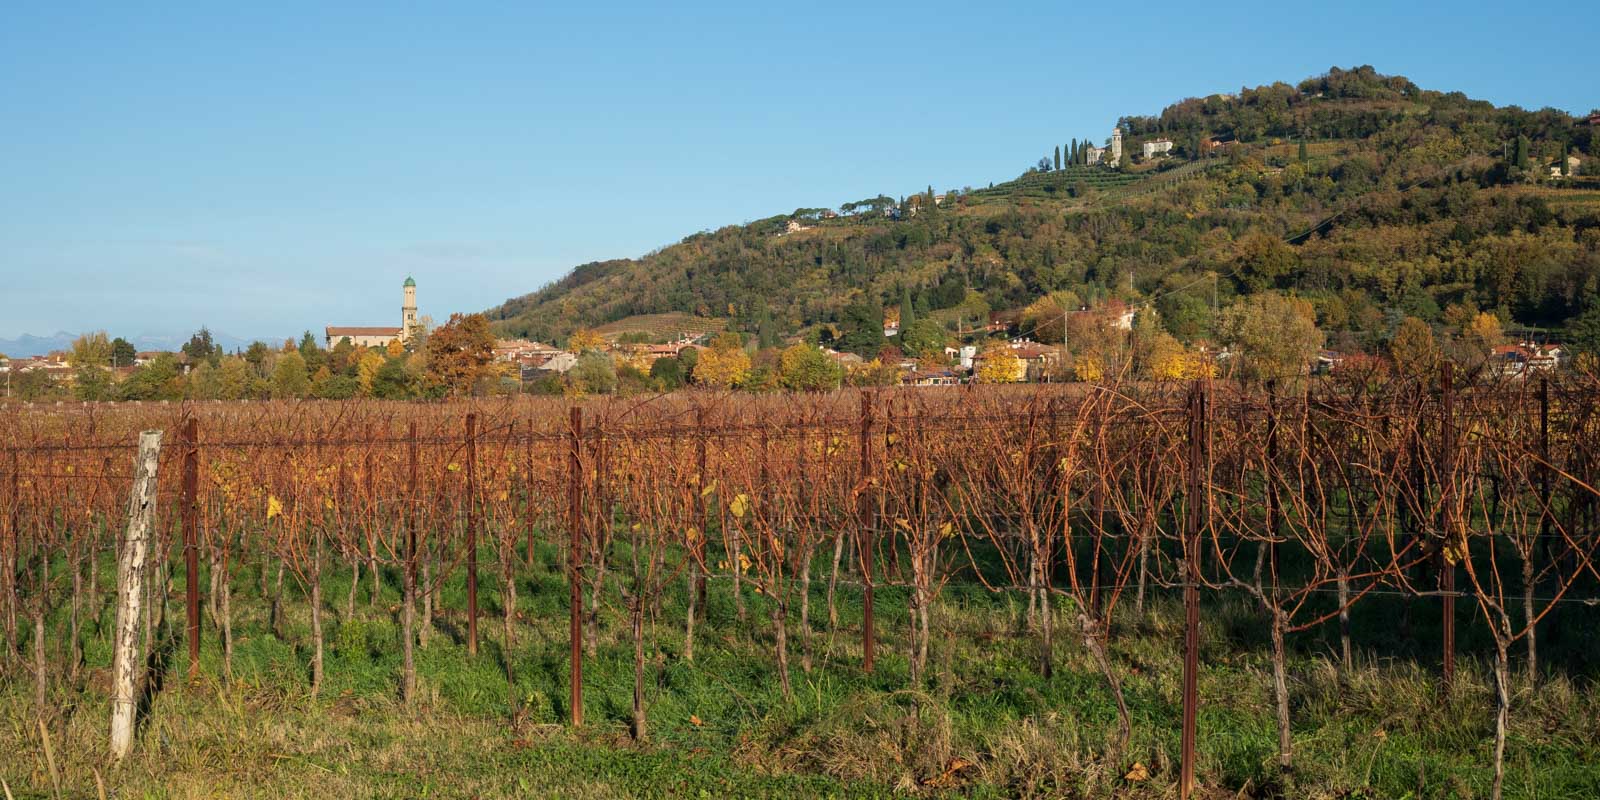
325,277,420,348
1084,128,1124,167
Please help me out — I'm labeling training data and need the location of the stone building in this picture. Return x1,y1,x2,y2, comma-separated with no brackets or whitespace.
325,276,420,349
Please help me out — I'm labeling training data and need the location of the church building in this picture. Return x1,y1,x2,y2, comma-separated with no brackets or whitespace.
325,277,420,349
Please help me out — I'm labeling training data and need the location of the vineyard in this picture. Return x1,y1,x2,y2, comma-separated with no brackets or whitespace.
2,371,1599,798
967,166,1144,202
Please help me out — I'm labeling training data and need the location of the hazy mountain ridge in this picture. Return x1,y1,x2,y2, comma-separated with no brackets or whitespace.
0,330,259,359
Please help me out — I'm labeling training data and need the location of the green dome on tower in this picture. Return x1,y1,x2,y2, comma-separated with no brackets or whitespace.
403,276,416,287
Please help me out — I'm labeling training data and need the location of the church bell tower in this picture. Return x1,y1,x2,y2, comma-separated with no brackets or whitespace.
402,276,418,340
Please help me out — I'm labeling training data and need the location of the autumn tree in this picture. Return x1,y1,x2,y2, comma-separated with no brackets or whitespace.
568,328,606,353
1389,316,1440,378
975,345,1023,383
68,331,112,367
568,351,618,394
692,335,751,388
1218,291,1322,381
777,344,843,391
271,351,310,398
424,313,496,396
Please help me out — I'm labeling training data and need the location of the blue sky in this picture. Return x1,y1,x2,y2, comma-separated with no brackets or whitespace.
1,1,1593,343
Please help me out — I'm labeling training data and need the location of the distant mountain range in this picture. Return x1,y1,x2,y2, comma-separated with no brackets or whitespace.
0,330,260,358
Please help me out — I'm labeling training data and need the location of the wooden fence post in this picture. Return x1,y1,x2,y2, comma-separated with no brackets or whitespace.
465,413,479,658
694,406,708,619
403,422,418,706
181,417,201,681
1180,381,1206,800
110,430,162,761
568,406,585,727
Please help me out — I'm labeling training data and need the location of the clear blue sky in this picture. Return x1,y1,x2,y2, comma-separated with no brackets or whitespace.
1,1,1593,343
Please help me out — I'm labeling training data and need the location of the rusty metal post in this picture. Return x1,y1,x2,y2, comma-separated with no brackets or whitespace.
859,391,876,673
465,413,479,657
1180,381,1206,800
1439,362,1455,694
567,406,585,726
181,416,201,680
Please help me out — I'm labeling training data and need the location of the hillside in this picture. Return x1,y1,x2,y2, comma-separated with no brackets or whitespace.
486,66,1600,354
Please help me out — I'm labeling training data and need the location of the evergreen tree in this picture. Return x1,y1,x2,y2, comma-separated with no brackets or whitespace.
1054,145,1061,171
1070,138,1078,166
1514,134,1531,170
756,303,780,349
1298,138,1308,163
900,285,916,331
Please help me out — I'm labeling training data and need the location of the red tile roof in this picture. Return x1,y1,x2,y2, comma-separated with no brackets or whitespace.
326,326,402,337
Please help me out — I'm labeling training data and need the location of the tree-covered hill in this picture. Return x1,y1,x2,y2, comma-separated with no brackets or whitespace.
485,66,1600,355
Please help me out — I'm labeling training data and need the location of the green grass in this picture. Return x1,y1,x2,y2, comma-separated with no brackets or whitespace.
2,541,1598,798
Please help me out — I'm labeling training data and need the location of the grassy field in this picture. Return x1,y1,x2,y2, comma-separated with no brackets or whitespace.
4,541,1599,799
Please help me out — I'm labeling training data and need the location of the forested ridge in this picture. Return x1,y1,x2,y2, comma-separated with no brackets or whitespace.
486,66,1600,355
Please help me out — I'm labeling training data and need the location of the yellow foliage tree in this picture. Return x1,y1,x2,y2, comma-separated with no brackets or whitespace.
356,350,387,395
976,346,1024,383
1463,311,1504,354
568,329,606,353
692,345,750,388
1145,333,1190,380
846,358,900,387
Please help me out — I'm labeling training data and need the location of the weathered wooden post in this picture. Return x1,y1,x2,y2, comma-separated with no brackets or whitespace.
181,417,201,681
465,413,479,658
402,421,418,706
110,430,162,761
1180,382,1206,800
694,406,708,619
568,406,585,727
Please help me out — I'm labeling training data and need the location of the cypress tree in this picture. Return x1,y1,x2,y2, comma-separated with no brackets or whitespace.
1298,138,1308,163
1054,145,1061,171
900,285,916,331
1070,138,1078,166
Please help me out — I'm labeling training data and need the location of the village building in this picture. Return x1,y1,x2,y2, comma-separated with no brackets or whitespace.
325,277,420,349
1142,138,1174,158
1084,128,1124,167
902,369,959,387
494,338,564,365
1492,342,1565,376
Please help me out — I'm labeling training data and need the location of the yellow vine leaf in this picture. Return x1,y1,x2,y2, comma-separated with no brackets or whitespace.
266,495,283,520
685,526,699,543
729,493,749,519
701,479,718,497
939,522,954,539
